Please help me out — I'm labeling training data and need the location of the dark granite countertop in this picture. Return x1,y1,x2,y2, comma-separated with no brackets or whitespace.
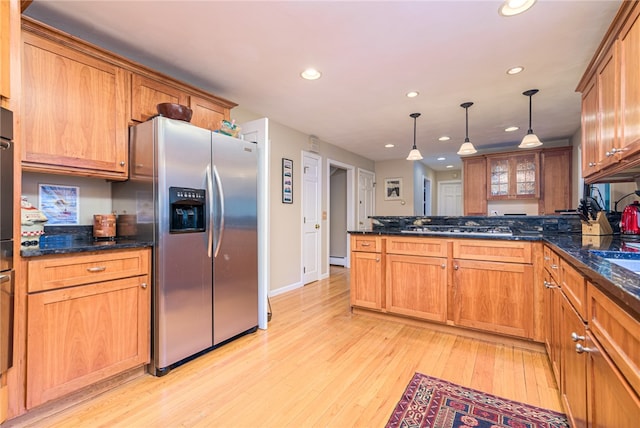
20,225,153,257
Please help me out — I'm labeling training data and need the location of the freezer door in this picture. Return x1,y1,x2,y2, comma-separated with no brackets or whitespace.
212,133,258,345
154,118,214,371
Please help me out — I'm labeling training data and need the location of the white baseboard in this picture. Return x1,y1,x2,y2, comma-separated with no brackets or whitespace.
268,280,304,297
329,256,346,267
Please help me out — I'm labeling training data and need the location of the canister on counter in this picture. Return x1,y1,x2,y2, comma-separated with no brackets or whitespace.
93,214,116,239
116,214,137,238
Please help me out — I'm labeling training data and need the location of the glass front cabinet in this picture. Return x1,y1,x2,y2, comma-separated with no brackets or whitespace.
488,152,540,200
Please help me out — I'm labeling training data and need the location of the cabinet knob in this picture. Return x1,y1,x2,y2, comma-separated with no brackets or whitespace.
575,343,592,354
141,282,148,289
571,332,585,342
454,265,459,270
120,161,126,166
441,263,446,269
605,151,612,157
375,258,380,262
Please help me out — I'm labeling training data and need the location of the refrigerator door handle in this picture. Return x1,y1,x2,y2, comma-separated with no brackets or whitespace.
206,164,214,258
213,165,225,258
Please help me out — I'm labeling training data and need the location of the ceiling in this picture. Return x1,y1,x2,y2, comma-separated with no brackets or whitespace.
24,0,621,171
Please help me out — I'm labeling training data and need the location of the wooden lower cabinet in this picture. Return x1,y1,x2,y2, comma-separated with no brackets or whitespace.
559,292,588,428
350,250,383,310
25,249,151,409
451,259,533,338
586,332,640,426
385,254,447,322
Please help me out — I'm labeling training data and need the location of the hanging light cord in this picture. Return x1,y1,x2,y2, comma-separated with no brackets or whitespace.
465,106,470,142
413,116,417,149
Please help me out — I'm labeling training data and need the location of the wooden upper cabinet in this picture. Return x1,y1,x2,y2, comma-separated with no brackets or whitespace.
539,147,572,214
581,76,600,178
190,94,229,131
462,156,487,215
488,152,540,200
619,6,640,159
0,0,10,99
21,30,128,179
131,74,189,123
597,41,620,170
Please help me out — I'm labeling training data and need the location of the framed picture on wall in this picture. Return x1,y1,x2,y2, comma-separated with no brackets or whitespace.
38,184,80,225
384,178,402,201
282,158,293,204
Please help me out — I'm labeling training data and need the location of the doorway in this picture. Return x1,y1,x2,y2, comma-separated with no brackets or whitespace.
437,180,462,216
327,159,355,269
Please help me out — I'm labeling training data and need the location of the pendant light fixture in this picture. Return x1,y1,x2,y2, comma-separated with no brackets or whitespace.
406,113,423,160
518,89,543,148
457,102,477,155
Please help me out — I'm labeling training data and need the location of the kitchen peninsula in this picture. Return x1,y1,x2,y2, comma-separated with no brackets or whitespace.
349,214,640,427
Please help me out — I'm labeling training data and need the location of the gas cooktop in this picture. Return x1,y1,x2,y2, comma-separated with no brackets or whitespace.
401,225,513,237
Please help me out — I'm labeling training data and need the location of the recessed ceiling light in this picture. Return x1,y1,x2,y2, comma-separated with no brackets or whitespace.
498,0,536,17
507,66,524,75
438,136,450,141
300,68,321,80
385,144,395,148
446,165,454,169
406,91,419,98
505,126,519,132
437,157,446,161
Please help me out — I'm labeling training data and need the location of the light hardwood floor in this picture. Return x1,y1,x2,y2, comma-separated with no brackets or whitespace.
7,267,562,427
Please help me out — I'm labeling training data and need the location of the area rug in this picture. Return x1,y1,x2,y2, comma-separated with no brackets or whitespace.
386,373,569,428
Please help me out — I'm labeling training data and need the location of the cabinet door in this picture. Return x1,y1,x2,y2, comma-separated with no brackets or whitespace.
0,0,10,98
462,156,487,215
190,95,229,131
22,32,128,179
26,275,150,409
560,293,588,428
597,42,620,170
385,254,447,322
543,269,561,382
619,7,640,159
581,76,600,177
586,332,640,427
487,153,539,200
451,259,533,339
350,251,383,310
539,147,572,214
131,74,189,122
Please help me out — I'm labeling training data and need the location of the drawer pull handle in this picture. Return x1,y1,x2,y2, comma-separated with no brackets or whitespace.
550,264,558,269
543,280,557,289
360,242,371,247
544,256,550,261
141,282,148,289
571,332,585,342
86,266,107,273
575,343,592,354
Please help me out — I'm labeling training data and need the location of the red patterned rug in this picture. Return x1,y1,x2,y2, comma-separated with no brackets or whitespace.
386,373,569,428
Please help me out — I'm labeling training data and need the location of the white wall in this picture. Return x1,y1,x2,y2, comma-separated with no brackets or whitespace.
231,107,374,294
374,159,415,216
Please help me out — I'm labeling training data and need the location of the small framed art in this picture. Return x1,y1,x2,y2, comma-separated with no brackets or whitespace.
282,158,293,204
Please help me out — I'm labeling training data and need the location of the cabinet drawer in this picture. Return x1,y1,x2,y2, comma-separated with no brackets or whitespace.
560,259,587,320
386,237,447,257
543,245,560,282
452,239,532,264
587,283,640,396
28,248,150,293
351,235,381,253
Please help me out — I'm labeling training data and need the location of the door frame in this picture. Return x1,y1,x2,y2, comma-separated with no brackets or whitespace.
301,151,322,284
326,159,355,270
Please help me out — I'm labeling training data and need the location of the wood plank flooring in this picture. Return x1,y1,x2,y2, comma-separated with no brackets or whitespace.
7,267,563,427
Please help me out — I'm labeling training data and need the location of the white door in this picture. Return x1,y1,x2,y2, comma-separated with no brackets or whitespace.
358,169,375,230
240,118,269,330
438,180,462,216
302,152,321,284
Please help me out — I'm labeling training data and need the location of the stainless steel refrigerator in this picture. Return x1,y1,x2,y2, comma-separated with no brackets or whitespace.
113,117,258,376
